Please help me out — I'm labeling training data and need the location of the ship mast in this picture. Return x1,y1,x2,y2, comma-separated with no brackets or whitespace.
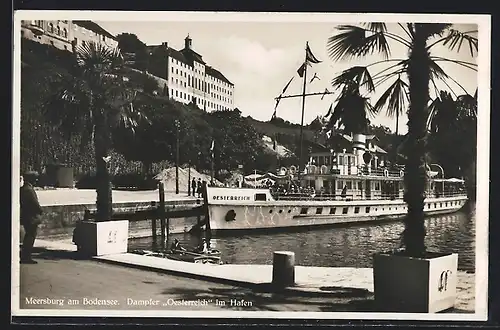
273,42,332,182
298,44,308,181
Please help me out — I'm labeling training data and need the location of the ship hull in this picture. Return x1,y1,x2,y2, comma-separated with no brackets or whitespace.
207,193,468,233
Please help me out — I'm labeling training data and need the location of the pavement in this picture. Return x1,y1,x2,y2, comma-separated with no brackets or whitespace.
36,188,197,207
13,239,476,313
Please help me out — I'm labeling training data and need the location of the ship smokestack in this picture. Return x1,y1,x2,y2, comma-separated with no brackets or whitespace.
353,133,366,167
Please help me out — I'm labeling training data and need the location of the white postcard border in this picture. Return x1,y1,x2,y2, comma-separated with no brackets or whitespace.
11,10,491,322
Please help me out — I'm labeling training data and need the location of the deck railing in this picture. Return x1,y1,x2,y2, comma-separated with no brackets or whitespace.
271,190,467,202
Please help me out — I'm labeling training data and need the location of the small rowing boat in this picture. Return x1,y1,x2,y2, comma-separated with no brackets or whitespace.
131,248,223,265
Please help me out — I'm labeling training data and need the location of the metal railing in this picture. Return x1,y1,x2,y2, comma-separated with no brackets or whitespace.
270,190,467,202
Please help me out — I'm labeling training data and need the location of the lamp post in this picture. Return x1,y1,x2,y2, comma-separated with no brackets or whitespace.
175,120,180,194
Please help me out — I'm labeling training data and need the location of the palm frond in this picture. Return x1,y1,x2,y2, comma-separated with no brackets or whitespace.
374,77,409,117
331,66,375,93
362,23,387,32
420,23,452,39
442,29,478,57
327,25,391,62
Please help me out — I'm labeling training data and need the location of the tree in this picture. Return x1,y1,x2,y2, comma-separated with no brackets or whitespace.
41,42,146,221
326,71,377,134
427,90,477,192
116,33,149,71
327,23,477,256
206,109,265,175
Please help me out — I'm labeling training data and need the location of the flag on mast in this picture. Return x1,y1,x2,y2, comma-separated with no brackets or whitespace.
210,140,214,158
297,42,321,77
309,73,320,83
305,42,322,64
297,62,310,78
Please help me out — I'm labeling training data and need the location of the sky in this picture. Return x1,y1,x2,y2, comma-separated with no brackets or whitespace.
96,20,478,135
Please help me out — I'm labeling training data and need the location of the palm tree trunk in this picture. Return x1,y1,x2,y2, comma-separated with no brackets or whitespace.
402,26,430,256
94,125,113,222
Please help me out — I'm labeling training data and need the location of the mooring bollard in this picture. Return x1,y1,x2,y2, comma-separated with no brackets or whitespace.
272,251,295,288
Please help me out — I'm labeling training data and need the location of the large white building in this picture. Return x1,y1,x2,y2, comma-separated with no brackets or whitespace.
147,35,235,111
21,20,118,52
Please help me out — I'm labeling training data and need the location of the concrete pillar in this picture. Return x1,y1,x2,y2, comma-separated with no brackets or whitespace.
272,251,295,288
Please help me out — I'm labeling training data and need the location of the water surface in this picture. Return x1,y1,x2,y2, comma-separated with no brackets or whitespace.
130,203,477,271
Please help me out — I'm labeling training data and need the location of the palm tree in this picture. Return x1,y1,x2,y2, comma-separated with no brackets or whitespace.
428,90,477,193
327,23,477,256
327,66,378,135
40,42,146,221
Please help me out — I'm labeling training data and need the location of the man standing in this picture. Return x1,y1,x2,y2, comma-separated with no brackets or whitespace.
20,171,43,264
191,178,197,197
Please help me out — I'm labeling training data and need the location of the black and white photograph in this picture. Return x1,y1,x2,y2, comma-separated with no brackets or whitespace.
12,11,490,321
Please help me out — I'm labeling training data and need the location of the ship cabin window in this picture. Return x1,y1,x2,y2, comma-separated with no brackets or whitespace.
427,204,430,209
346,181,352,190
255,193,267,201
342,207,348,214
365,207,370,213
307,180,315,188
445,202,448,207
329,207,336,214
358,182,363,190
337,181,343,190
440,203,443,208
300,208,308,215
354,206,360,214
316,208,323,215
374,182,381,190
338,156,343,165
434,203,437,208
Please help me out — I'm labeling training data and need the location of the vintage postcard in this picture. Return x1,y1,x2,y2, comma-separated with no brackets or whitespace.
11,11,490,322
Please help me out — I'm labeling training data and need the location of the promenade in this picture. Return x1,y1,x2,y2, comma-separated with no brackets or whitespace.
14,239,476,313
36,188,196,207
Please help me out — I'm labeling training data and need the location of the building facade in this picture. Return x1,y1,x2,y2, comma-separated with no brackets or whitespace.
21,20,118,52
147,35,234,111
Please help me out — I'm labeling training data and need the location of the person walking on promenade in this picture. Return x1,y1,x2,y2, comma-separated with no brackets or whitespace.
20,171,43,264
191,178,197,197
197,178,202,198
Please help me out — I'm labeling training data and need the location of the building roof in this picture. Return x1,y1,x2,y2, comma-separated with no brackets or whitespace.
73,21,117,40
206,66,233,86
181,48,206,65
148,43,234,86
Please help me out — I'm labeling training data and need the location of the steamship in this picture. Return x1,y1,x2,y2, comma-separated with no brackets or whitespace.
204,133,468,233
203,42,468,233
